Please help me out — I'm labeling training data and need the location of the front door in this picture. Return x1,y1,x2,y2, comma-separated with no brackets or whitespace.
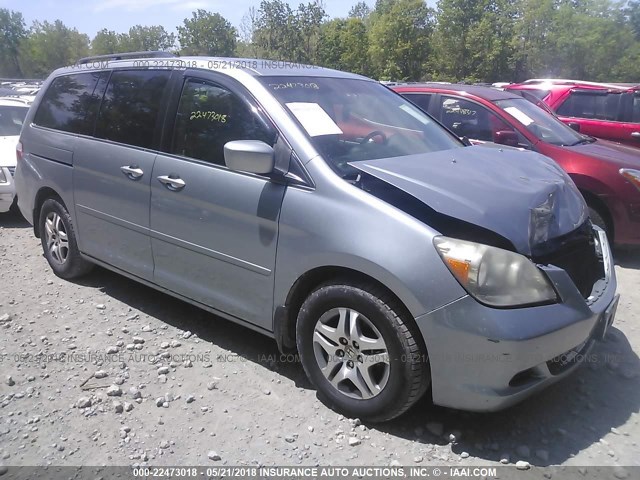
150,75,285,329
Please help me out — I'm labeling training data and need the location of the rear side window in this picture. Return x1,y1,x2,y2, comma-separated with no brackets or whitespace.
0,105,28,136
171,79,276,166
403,93,432,112
95,70,170,149
557,91,622,121
632,95,640,123
33,72,104,134
438,96,514,143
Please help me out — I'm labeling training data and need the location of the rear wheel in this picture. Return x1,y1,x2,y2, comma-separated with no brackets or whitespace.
296,281,430,422
39,198,93,279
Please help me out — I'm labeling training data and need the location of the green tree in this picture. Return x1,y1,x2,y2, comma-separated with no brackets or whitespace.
318,18,371,75
628,0,640,39
254,0,300,60
296,1,327,63
19,20,90,77
253,1,326,63
431,0,516,83
123,25,176,52
178,10,237,56
348,1,372,20
0,8,26,77
91,29,127,55
368,0,434,81
237,7,260,57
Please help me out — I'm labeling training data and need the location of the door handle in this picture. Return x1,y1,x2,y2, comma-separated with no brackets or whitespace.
120,165,144,179
631,132,640,139
157,175,186,191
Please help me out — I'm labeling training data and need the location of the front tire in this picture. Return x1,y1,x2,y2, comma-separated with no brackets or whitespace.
296,281,430,422
588,206,611,239
39,198,93,279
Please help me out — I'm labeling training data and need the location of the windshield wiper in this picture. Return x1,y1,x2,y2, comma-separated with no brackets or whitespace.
568,136,597,146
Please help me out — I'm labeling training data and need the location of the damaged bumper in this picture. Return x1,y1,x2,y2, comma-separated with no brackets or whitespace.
417,227,618,412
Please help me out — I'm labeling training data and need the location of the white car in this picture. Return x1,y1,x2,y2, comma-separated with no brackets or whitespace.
0,97,31,213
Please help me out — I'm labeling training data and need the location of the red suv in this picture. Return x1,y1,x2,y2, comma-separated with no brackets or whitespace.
505,79,640,148
392,83,640,246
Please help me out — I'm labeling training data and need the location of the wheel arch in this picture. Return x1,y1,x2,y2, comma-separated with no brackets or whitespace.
579,189,615,241
32,187,65,238
274,266,417,354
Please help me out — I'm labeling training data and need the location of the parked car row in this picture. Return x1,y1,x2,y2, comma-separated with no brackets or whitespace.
0,80,42,104
393,83,640,247
11,53,620,421
504,79,640,148
0,96,31,213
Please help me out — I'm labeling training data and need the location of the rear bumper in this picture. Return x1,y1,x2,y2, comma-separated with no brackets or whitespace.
417,228,618,412
0,167,15,213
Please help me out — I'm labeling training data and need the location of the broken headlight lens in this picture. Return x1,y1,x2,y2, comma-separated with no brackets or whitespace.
434,236,557,307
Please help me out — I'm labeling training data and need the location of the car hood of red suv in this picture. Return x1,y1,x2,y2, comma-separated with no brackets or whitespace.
565,138,640,169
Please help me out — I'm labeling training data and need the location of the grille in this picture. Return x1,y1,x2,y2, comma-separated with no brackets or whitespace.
534,222,605,299
7,166,15,177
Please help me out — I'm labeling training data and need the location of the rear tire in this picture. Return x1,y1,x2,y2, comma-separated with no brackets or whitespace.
39,198,93,279
296,281,430,422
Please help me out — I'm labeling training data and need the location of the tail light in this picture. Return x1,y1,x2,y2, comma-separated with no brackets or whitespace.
16,140,23,162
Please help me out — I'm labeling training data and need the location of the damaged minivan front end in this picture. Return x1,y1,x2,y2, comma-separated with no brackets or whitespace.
258,72,618,415
346,146,617,411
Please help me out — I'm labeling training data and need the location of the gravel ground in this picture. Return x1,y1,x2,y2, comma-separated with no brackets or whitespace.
0,209,638,472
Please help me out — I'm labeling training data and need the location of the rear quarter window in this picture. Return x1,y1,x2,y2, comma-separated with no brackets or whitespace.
94,70,171,149
632,94,640,123
402,93,432,112
557,91,622,121
33,72,106,134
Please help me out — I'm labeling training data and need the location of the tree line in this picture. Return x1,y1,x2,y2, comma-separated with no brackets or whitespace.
1,0,640,83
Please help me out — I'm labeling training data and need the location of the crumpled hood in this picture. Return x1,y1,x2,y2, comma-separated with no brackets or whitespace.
0,136,18,168
566,139,640,169
350,145,588,256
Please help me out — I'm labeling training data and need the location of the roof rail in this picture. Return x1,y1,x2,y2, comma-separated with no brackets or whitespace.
76,51,175,64
522,78,631,91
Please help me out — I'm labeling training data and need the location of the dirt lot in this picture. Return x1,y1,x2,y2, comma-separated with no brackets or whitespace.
0,209,638,472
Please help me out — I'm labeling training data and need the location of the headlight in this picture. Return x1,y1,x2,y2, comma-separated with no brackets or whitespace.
0,168,7,184
434,236,557,307
620,168,640,192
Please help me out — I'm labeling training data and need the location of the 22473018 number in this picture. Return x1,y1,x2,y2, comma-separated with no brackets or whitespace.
190,111,228,123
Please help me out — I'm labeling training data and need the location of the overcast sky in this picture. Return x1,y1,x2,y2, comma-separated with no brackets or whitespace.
0,0,380,38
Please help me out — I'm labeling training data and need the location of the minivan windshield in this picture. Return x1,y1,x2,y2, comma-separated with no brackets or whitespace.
259,76,462,177
494,98,588,147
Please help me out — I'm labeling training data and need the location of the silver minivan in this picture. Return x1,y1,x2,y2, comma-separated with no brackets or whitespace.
15,53,619,421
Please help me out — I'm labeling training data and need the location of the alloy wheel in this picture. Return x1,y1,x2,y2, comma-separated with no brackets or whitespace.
312,307,390,400
44,212,69,264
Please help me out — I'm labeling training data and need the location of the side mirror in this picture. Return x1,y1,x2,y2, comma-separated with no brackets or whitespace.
567,122,581,132
494,130,519,147
224,140,275,175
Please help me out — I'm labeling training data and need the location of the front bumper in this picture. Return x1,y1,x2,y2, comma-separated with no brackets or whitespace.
0,166,16,213
417,227,618,412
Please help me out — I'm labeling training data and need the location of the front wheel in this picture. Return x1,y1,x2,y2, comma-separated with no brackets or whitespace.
39,198,93,279
588,206,610,239
296,282,430,422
